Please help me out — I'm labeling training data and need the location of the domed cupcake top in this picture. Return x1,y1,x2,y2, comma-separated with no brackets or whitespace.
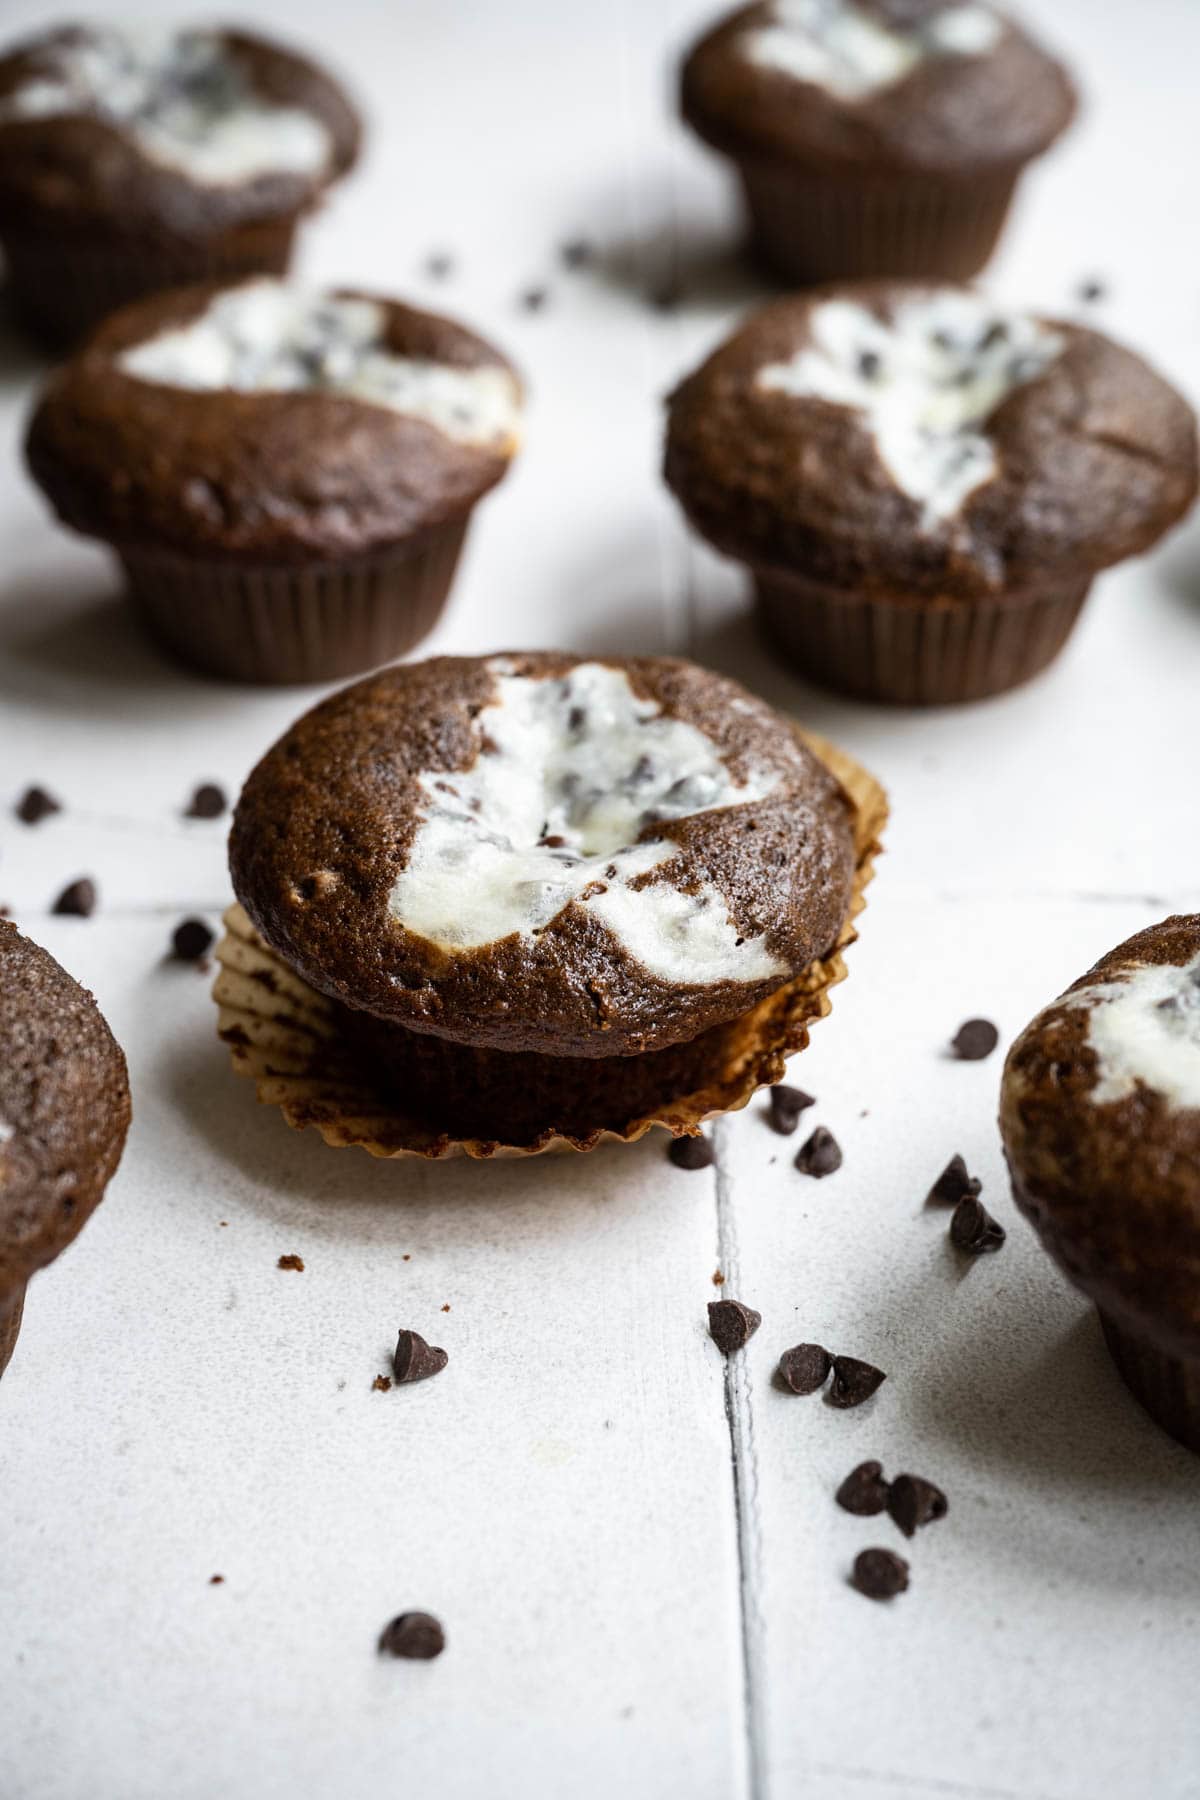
739,0,1001,102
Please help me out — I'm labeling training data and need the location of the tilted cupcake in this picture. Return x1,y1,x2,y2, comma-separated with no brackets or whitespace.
218,653,886,1156
680,1,1075,284
0,922,131,1378
665,283,1198,705
0,22,359,345
1001,918,1200,1453
25,278,523,685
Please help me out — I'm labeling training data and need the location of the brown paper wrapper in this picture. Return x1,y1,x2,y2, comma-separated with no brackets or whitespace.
212,732,887,1159
1097,1309,1200,1456
0,1281,26,1380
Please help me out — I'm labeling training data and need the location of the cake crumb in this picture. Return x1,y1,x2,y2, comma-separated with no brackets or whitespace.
372,1375,392,1393
277,1254,305,1272
711,1269,725,1286
209,1575,224,1586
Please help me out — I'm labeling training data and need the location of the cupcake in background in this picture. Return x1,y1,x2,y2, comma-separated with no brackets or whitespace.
680,1,1076,286
0,22,360,346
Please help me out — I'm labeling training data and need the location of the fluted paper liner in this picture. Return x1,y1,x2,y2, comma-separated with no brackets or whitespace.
212,730,886,1159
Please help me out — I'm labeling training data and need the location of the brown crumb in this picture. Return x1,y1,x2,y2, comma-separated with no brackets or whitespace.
277,1254,305,1272
209,1575,224,1586
441,1303,451,1313
372,1375,392,1393
219,1221,228,1228
711,1269,725,1286
402,1254,411,1261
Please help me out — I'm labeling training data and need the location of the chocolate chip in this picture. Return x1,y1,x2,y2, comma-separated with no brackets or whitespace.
926,1154,982,1208
392,1329,448,1385
836,1461,890,1516
519,286,549,313
708,1299,761,1355
857,349,882,380
828,1356,886,1409
424,251,455,280
887,1473,948,1538
561,238,594,269
950,1018,999,1061
668,1133,714,1170
171,917,213,962
52,877,96,917
185,782,226,820
1078,277,1107,304
777,1342,832,1395
768,1084,814,1136
851,1547,909,1601
950,1193,1006,1255
209,1574,224,1586
378,1612,445,1660
16,785,61,825
795,1126,842,1178
277,1254,304,1272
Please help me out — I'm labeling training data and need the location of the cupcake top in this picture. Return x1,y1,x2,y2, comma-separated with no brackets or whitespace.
681,1,1076,173
665,283,1198,598
1001,917,1200,1357
229,653,857,1057
0,922,131,1294
0,23,359,235
26,279,523,561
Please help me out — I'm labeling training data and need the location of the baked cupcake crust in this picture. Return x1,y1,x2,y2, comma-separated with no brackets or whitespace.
229,653,857,1058
0,922,131,1293
664,283,1198,600
25,281,521,562
1001,917,1200,1360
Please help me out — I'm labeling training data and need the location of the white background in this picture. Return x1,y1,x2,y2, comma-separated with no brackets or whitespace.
0,3,1198,1798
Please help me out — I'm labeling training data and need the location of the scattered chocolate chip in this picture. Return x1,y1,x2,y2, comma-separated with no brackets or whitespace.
52,877,96,917
857,348,882,380
392,1329,448,1385
950,1193,1006,1255
16,785,61,825
277,1254,304,1272
708,1299,761,1355
887,1472,948,1538
768,1084,815,1136
209,1574,224,1586
668,1133,714,1170
424,251,455,280
561,238,594,269
828,1356,887,1409
795,1126,842,1178
837,1461,890,1516
851,1547,909,1601
171,916,213,962
926,1154,982,1208
519,286,549,313
777,1342,832,1395
372,1375,392,1393
378,1612,445,1660
185,782,226,820
1078,277,1107,304
950,1018,999,1061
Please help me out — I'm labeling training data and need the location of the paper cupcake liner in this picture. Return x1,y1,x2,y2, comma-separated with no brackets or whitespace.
736,159,1020,285
1098,1308,1200,1456
0,1282,26,1380
119,519,469,686
212,731,886,1160
756,568,1093,706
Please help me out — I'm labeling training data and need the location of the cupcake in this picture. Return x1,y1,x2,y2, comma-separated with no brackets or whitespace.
679,1,1076,285
0,22,359,346
1000,918,1200,1452
25,278,523,685
0,921,131,1378
219,652,886,1156
665,283,1198,705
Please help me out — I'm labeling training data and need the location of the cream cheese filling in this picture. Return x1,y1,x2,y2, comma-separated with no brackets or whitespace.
741,0,1002,101
1066,954,1200,1113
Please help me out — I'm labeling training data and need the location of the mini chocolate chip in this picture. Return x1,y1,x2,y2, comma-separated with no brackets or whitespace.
561,238,594,269
392,1329,448,1385
171,917,213,962
795,1126,842,1178
851,1547,909,1601
185,782,226,820
708,1299,761,1355
669,1133,714,1170
887,1473,948,1538
378,1612,445,1660
950,1193,1006,1255
277,1254,304,1272
1078,277,1107,303
836,1461,890,1516
520,286,549,312
52,877,96,917
424,251,455,280
16,785,61,825
950,1018,999,1061
926,1154,982,1207
857,349,882,379
828,1356,886,1409
768,1084,815,1136
777,1342,832,1395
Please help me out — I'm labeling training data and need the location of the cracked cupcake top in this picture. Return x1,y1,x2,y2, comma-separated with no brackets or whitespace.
740,0,1001,103
230,653,857,1057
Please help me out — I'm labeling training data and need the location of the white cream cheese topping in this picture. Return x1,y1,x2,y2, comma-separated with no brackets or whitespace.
1064,954,1200,1113
0,25,333,185
741,0,1002,101
117,280,522,450
387,662,787,986
756,291,1063,524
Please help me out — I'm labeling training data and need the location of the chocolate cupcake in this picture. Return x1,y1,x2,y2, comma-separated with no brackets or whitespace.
1001,919,1200,1452
680,1,1076,285
665,283,1198,705
25,279,523,684
220,652,886,1156
0,22,359,346
0,922,131,1378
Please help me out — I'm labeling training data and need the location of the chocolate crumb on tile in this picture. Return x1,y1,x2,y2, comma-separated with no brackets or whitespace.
424,251,455,280
209,1575,224,1586
851,1547,909,1601
1077,277,1108,303
185,782,227,820
669,1132,714,1171
712,1269,725,1286
795,1125,842,1178
372,1375,392,1393
777,1342,832,1395
708,1298,761,1355
392,1329,448,1385
378,1612,445,1660
828,1356,887,1409
16,785,61,825
52,877,96,917
926,1154,982,1207
277,1253,305,1272
950,1018,1000,1061
768,1083,814,1136
836,1461,890,1516
171,917,214,962
519,286,549,313
560,238,594,269
950,1193,1006,1254
440,1304,451,1313
887,1473,948,1538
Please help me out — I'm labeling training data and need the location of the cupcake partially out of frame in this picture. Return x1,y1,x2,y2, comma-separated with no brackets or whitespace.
25,278,523,685
217,652,886,1158
0,22,360,346
0,922,131,1379
1000,918,1200,1454
680,0,1076,285
665,283,1198,705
